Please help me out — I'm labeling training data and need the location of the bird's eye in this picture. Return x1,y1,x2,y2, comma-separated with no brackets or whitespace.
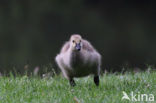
72,40,75,43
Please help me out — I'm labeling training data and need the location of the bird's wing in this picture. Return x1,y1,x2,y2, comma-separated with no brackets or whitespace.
82,40,95,52
60,41,70,53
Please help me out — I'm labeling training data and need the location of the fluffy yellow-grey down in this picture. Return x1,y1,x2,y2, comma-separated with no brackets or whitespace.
55,34,101,86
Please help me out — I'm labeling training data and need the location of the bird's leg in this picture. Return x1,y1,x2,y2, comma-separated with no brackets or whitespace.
94,75,99,86
69,78,76,86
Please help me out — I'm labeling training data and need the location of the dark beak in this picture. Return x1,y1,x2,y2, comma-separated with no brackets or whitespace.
75,43,81,51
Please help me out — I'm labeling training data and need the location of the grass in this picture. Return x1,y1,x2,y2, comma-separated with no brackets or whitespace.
0,70,156,103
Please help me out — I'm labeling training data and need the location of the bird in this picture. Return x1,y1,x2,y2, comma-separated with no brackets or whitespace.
55,34,101,86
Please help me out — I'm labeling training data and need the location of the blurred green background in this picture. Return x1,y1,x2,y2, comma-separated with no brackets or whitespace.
0,0,156,74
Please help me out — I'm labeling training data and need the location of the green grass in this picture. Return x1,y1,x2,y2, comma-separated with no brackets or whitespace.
0,71,156,103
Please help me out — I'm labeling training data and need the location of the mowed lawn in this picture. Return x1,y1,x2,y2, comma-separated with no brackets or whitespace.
0,70,156,103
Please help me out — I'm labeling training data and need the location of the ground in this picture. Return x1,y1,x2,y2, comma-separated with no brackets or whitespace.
0,70,155,103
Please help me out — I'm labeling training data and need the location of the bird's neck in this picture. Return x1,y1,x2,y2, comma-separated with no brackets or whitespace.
69,50,81,66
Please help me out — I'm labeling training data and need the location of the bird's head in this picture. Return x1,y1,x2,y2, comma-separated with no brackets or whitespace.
70,34,82,51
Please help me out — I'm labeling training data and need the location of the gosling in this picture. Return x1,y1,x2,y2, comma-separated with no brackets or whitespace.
55,34,101,86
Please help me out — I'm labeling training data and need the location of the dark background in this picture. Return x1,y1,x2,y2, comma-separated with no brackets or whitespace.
0,0,156,74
